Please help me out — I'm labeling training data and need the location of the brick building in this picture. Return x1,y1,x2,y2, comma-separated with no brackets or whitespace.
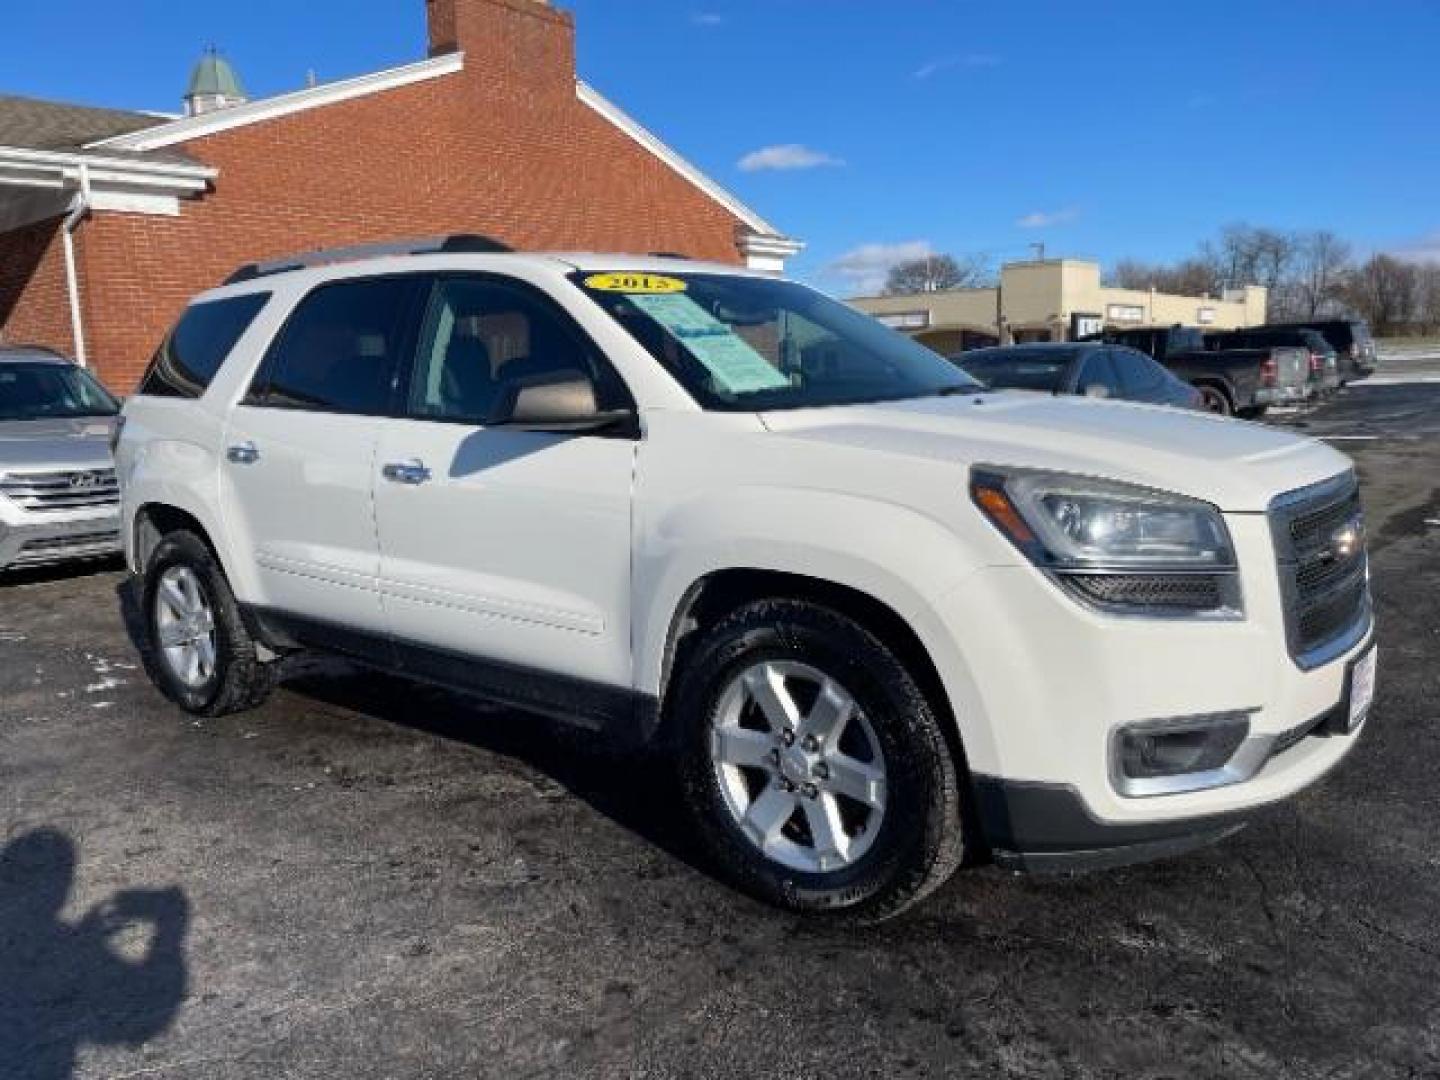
0,0,800,390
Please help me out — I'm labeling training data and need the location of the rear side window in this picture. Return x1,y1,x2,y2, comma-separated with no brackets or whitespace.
1077,350,1120,393
246,277,422,415
139,293,270,398
1112,348,1165,393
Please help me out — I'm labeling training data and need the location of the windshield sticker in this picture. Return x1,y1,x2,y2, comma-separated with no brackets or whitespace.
628,293,790,394
584,272,687,294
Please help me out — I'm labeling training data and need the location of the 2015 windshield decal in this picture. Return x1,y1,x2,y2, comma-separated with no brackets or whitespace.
583,273,688,294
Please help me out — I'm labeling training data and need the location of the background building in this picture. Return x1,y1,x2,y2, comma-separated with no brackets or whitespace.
0,0,800,390
850,259,1268,353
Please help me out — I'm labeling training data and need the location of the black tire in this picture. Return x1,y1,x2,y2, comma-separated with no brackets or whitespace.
672,599,965,922
141,530,275,717
1195,383,1233,416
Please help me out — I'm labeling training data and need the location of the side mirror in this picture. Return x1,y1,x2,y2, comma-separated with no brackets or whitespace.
1083,383,1110,399
490,369,634,434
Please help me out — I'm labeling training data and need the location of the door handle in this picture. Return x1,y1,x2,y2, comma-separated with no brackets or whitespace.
226,442,260,465
382,459,432,485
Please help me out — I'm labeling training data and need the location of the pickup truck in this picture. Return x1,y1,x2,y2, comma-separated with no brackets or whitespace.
1084,325,1310,418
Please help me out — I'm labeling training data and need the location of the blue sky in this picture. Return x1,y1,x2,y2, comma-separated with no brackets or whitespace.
6,0,1439,293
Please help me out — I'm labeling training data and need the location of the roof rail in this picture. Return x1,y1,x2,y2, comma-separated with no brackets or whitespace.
223,234,513,285
647,251,693,260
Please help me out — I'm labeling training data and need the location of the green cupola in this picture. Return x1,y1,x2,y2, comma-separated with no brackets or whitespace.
183,48,248,116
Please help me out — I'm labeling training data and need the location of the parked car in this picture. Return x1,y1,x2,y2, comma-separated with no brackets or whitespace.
1207,327,1341,396
953,343,1202,410
0,346,122,573
1086,325,1311,417
1261,319,1377,383
116,238,1376,921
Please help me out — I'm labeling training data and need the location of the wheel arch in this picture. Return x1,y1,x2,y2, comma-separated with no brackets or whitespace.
1190,376,1236,411
131,502,231,581
652,568,967,762
649,566,990,861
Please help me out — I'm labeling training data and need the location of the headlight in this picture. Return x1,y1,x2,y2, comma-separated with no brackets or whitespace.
971,467,1242,617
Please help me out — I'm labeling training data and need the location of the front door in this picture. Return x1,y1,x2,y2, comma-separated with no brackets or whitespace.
372,274,637,691
220,274,423,639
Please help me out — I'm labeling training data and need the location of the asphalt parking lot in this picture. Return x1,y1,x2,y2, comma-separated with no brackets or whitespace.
3,371,1438,1079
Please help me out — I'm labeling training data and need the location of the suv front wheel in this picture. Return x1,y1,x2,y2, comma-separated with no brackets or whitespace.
674,599,966,921
141,530,275,716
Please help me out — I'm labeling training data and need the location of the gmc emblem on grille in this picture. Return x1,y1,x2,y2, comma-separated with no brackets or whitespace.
68,472,100,491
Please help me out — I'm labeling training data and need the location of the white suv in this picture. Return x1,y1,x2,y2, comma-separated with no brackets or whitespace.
116,237,1376,920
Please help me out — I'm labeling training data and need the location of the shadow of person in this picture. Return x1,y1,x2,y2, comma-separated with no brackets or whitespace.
0,829,189,1080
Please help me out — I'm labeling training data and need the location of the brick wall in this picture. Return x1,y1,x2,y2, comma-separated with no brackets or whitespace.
0,217,75,355
26,0,753,391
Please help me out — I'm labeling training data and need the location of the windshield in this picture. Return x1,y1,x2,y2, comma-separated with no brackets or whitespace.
572,272,979,411
0,363,120,421
958,349,1075,391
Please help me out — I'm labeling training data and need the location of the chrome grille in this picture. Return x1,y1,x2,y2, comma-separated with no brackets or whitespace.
1269,473,1371,668
0,468,119,512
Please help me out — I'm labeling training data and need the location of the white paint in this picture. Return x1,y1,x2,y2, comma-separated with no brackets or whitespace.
738,232,805,273
89,189,181,216
0,146,214,187
89,53,467,152
61,165,91,367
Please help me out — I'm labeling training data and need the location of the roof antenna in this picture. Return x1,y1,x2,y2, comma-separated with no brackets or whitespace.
306,69,318,88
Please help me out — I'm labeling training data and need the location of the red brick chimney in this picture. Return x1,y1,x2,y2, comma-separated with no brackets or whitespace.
426,0,576,99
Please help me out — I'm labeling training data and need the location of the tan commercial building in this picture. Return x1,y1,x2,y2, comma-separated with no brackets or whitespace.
850,258,1267,354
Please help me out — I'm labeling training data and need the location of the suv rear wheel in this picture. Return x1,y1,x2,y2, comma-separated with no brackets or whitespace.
142,530,275,716
673,599,965,921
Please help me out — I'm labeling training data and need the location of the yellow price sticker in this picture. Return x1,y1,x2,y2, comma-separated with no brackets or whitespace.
583,272,688,294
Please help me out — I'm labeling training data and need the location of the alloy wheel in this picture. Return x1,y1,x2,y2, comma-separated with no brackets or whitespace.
154,565,218,690
709,660,887,873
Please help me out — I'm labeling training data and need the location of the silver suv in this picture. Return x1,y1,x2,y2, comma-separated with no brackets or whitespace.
0,347,122,572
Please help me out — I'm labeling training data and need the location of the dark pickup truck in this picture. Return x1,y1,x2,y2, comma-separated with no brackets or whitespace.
1082,325,1310,417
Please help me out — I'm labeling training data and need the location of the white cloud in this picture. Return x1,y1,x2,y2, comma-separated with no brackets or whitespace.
1016,208,1078,229
737,143,844,172
823,240,935,295
913,53,1001,80
692,12,724,27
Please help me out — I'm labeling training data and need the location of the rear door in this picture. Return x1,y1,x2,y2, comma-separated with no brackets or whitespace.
372,273,638,693
219,275,424,644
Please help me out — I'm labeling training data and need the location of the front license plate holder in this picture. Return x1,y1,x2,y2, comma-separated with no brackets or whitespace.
1338,642,1378,735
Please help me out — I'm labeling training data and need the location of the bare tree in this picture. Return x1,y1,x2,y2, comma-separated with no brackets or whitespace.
884,253,991,295
1290,230,1353,319
1346,255,1418,336
1411,262,1440,334
1107,257,1221,297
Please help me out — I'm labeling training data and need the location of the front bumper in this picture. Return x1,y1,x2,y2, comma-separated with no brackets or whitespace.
972,661,1370,871
916,511,1372,870
0,507,121,571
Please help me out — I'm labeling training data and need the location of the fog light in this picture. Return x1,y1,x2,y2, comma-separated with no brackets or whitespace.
1114,712,1251,787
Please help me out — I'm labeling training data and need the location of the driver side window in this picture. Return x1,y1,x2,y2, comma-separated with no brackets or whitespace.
408,276,627,424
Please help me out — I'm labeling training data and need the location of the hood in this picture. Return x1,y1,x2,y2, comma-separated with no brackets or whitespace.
760,392,1350,513
0,417,116,473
